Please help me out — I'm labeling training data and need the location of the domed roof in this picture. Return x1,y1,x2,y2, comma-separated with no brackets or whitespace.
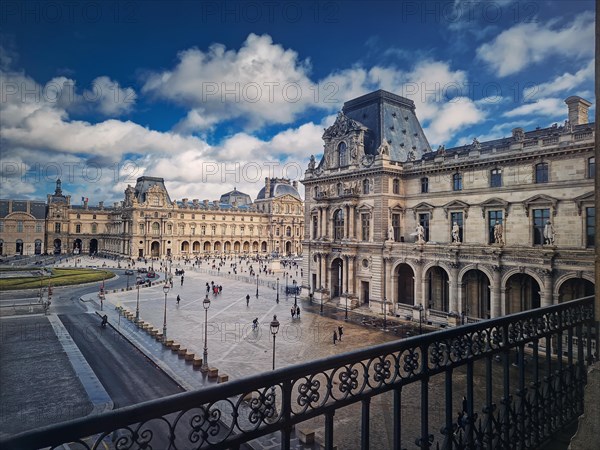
256,179,301,200
219,188,252,206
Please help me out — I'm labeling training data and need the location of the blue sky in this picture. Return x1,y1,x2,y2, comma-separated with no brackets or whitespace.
0,0,594,204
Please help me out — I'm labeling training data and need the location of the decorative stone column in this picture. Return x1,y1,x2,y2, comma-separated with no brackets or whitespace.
349,206,355,239
541,269,553,307
414,260,423,307
449,262,460,313
491,265,502,318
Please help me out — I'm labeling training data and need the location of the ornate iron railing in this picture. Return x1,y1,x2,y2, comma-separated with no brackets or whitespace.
2,297,596,450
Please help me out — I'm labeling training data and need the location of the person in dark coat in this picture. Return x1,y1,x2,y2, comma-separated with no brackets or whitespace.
338,326,343,341
333,330,338,345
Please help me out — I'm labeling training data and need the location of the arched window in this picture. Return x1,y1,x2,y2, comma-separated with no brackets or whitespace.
363,179,370,194
91,223,97,234
152,222,160,234
338,142,347,167
421,177,429,193
392,178,400,194
334,209,344,240
286,226,292,237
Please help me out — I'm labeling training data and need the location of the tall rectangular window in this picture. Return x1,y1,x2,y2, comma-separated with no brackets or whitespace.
361,213,370,241
488,211,503,244
421,177,429,193
35,223,42,233
419,213,430,242
586,207,595,247
452,173,462,191
535,163,548,183
588,157,596,179
91,224,97,234
54,222,61,233
17,221,23,232
312,216,318,239
76,224,81,233
450,212,463,242
0,221,4,232
533,208,550,245
490,169,502,187
392,213,401,242
392,179,400,194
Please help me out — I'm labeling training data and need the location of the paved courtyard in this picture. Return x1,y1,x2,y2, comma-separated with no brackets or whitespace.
101,258,399,382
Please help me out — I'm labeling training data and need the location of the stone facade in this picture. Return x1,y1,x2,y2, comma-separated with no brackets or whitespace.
301,90,595,324
0,199,47,256
34,177,304,259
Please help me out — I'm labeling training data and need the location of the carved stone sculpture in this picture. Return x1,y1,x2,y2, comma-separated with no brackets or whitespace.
493,221,504,245
544,220,555,245
451,222,461,243
416,224,426,244
308,155,316,170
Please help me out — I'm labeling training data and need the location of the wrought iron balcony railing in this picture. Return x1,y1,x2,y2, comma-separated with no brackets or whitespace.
1,296,596,450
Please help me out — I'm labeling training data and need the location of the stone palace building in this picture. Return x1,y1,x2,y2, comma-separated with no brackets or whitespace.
1,177,304,260
301,90,595,323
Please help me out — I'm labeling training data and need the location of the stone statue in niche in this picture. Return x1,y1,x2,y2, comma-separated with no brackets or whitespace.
452,222,461,243
308,155,316,170
471,137,481,150
416,224,426,244
407,149,416,161
544,220,555,245
387,223,395,242
493,221,504,245
512,128,524,142
437,144,446,155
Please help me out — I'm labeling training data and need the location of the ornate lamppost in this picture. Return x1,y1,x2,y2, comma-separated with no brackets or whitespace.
162,283,169,341
276,277,279,303
256,273,259,298
135,275,142,322
320,285,323,315
201,294,211,372
418,303,424,335
270,314,280,416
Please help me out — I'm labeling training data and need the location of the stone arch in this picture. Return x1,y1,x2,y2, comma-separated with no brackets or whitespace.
243,241,250,252
252,241,259,252
214,241,221,252
233,241,241,252
330,257,344,299
504,272,541,314
192,241,200,252
181,241,190,252
458,264,495,287
501,268,545,292
460,268,491,319
261,241,267,252
392,262,415,306
203,241,211,252
423,264,450,312
224,241,231,253
553,272,595,298
555,276,595,302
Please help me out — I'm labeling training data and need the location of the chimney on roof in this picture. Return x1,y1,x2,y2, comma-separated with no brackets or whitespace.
265,177,271,198
292,180,298,190
192,199,199,207
203,199,209,206
98,201,104,209
182,198,188,207
565,96,592,126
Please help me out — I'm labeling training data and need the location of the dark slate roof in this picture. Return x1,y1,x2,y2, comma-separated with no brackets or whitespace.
175,201,252,211
0,200,47,219
256,179,301,200
219,188,252,206
134,176,172,204
342,90,432,162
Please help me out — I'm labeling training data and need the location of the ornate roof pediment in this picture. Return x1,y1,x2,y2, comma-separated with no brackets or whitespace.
322,112,367,141
389,204,405,214
574,191,595,215
357,203,374,213
522,194,558,216
442,200,470,218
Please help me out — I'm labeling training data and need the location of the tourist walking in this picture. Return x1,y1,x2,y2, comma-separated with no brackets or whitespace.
333,330,338,345
296,305,300,318
176,295,180,305
246,294,250,306
291,306,296,319
338,326,343,341
180,275,184,286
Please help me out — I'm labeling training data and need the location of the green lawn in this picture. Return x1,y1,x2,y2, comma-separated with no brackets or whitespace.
0,268,115,290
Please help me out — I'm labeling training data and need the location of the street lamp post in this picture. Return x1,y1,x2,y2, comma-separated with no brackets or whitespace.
293,280,297,307
344,291,348,321
256,274,259,298
201,295,211,372
162,283,170,341
126,272,130,289
135,275,142,322
270,314,280,417
418,303,424,335
276,277,279,303
285,273,288,295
